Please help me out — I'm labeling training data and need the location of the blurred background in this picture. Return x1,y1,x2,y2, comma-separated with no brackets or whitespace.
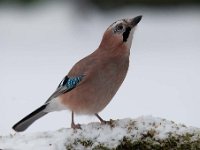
0,0,200,135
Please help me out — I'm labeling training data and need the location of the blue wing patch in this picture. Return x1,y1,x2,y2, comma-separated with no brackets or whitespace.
46,75,84,103
58,75,84,90
67,76,83,89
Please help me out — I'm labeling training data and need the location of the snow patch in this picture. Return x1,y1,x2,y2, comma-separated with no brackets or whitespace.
1,116,200,150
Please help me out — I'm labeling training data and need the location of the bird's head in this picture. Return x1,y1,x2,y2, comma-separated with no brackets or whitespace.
99,16,142,51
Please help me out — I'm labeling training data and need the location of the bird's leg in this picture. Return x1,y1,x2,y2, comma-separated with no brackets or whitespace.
71,111,81,129
95,113,107,124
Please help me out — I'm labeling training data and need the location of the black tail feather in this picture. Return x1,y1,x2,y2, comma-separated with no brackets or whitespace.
13,104,48,132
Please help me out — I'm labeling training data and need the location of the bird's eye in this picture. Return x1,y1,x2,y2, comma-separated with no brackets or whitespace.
115,25,124,32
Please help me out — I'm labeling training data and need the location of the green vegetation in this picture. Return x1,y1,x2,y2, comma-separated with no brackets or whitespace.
65,132,200,150
115,134,200,150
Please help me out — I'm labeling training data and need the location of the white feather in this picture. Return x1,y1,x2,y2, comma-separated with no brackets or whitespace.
126,28,135,49
44,97,67,112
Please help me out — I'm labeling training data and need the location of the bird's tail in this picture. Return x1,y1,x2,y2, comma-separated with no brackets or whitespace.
12,104,48,132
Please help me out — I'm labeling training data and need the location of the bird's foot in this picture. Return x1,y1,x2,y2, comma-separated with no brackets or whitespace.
71,123,81,129
95,113,114,126
101,119,115,128
100,119,109,125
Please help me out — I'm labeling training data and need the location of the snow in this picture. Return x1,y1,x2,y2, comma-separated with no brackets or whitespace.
0,116,200,150
0,1,200,136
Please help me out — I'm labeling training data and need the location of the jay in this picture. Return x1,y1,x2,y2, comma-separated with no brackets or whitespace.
13,15,142,131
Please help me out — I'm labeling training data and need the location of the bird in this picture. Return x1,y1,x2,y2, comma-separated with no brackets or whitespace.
12,15,142,132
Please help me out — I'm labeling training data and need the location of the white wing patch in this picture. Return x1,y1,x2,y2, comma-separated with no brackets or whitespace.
44,97,67,112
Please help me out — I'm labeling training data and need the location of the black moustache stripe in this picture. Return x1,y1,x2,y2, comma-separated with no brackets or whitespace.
123,27,131,42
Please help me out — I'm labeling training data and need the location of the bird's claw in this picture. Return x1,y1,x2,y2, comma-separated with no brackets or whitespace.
100,119,115,128
71,123,82,129
100,120,109,125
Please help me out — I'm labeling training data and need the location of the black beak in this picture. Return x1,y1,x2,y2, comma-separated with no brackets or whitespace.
131,15,142,26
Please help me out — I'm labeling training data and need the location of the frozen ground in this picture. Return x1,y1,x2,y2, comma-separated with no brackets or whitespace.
1,116,200,150
0,2,200,135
